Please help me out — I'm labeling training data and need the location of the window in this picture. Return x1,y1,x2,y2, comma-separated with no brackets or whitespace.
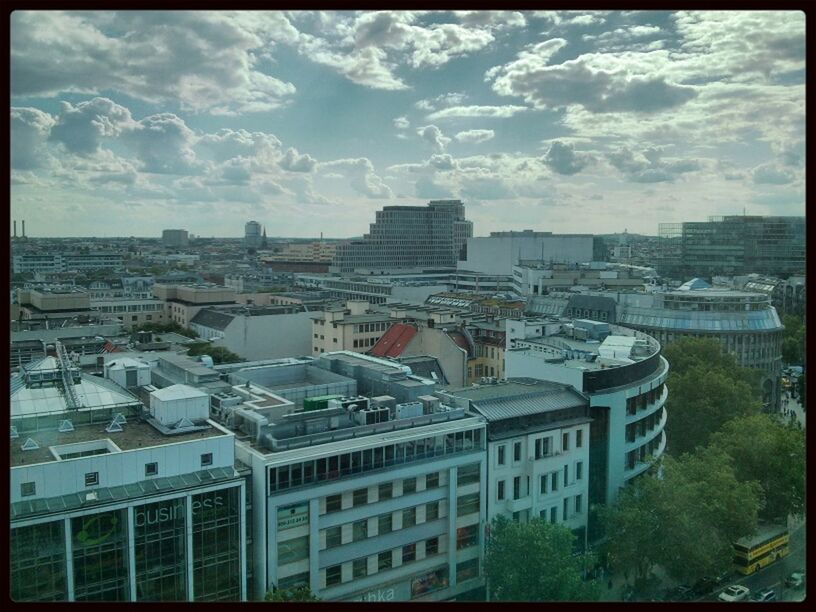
426,537,439,556
513,441,522,462
456,524,479,550
426,501,440,521
457,463,480,486
279,535,309,564
576,462,583,481
378,482,393,500
403,477,416,494
576,429,583,448
551,472,558,492
575,494,582,514
497,480,506,500
353,558,368,579
402,507,416,528
550,506,557,523
564,465,569,485
325,525,342,548
352,520,368,542
563,498,569,520
457,493,480,517
326,494,342,513
85,472,99,487
353,488,368,507
402,543,416,563
326,565,342,587
425,472,439,489
278,572,309,591
200,453,213,467
540,474,548,495
457,558,480,582
562,432,570,452
378,551,392,571
497,445,506,465
20,482,35,497
378,513,392,535
145,462,158,477
513,476,521,500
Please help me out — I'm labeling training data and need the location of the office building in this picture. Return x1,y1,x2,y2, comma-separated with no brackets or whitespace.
17,287,94,323
331,200,473,274
227,351,487,601
512,261,651,297
10,356,247,602
505,318,669,509
439,379,591,541
261,242,337,273
162,229,189,248
152,283,237,328
245,221,263,249
13,253,125,274
657,216,805,280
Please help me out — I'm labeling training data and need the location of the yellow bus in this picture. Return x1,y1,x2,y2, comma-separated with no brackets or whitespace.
733,525,790,575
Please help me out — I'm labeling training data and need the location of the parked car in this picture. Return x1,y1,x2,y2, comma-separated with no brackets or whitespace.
785,570,805,588
750,588,777,602
718,585,750,602
692,576,718,596
663,585,694,601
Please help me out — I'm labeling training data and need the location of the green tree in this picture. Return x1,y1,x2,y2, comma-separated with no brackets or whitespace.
709,414,805,521
781,314,805,365
264,585,320,601
665,365,762,455
484,516,600,601
186,343,242,364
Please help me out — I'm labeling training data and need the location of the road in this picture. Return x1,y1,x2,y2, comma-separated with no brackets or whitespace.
698,519,806,602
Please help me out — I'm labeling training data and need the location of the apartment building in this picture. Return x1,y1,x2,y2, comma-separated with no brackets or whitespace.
310,301,393,356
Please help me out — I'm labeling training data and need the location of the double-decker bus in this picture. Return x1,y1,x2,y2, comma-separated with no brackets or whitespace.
733,524,790,575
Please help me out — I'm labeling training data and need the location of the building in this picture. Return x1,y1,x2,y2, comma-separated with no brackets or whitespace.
261,242,337,273
152,283,237,328
162,229,189,248
331,200,473,274
13,253,125,274
512,261,651,297
11,316,124,369
245,221,263,249
90,296,167,330
657,216,805,281
439,379,591,540
458,231,602,276
17,287,94,323
229,351,488,601
310,301,394,356
10,359,248,602
736,274,806,317
504,318,669,512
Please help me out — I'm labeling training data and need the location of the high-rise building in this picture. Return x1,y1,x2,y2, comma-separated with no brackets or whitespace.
331,200,473,274
245,221,263,249
657,216,805,280
162,229,189,248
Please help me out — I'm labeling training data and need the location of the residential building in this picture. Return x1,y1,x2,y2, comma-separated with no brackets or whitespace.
505,318,669,512
331,200,473,274
229,351,487,601
439,379,591,541
162,229,189,248
310,301,393,356
152,283,237,327
458,230,603,276
657,215,805,280
10,359,248,602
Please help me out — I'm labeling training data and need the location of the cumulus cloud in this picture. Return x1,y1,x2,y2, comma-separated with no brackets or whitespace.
123,113,204,175
393,116,410,130
414,92,467,112
607,145,701,183
49,97,135,155
417,125,451,152
319,157,393,198
454,11,526,29
279,147,317,173
11,107,56,170
196,128,282,162
454,129,495,144
428,154,457,171
426,105,528,120
415,175,454,199
542,141,593,175
752,163,795,185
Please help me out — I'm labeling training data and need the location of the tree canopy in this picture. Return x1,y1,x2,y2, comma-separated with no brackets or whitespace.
484,516,600,601
264,585,320,602
710,414,805,521
781,314,805,365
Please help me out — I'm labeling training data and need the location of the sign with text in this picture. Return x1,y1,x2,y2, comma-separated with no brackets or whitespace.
277,503,309,530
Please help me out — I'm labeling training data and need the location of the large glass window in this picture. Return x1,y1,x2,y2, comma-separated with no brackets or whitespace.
378,551,392,571
325,526,342,549
403,477,416,494
353,488,368,507
72,508,130,601
457,463,480,486
191,487,241,601
134,497,187,601
378,482,393,501
352,558,368,579
352,520,368,542
325,565,342,587
10,520,67,601
403,507,417,529
456,558,480,583
457,493,480,517
278,535,309,565
426,501,440,521
326,494,342,513
456,525,479,550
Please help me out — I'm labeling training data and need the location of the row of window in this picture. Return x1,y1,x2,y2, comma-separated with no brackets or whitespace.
19,454,214,498
625,409,664,443
538,494,583,523
354,322,390,334
324,474,440,514
267,433,484,494
353,336,380,348
495,462,583,501
625,383,665,416
496,430,583,467
625,433,664,470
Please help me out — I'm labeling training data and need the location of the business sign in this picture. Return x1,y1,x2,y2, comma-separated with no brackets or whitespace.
133,494,224,528
277,503,309,530
350,580,411,602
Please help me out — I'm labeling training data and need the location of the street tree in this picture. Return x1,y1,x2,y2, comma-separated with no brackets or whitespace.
710,414,806,521
484,516,600,601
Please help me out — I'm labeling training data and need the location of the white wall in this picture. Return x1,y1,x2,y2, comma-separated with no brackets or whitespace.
505,350,585,391
216,311,313,361
460,236,595,275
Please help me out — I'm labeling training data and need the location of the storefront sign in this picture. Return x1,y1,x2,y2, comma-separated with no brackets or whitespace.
133,494,224,527
350,580,411,602
277,504,309,530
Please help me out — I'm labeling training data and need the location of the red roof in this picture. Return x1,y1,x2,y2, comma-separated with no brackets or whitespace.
369,323,417,358
103,341,122,353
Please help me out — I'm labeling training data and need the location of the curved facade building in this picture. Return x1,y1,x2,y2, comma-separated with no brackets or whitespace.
504,318,668,507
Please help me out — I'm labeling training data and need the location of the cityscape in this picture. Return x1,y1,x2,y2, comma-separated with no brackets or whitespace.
9,10,806,604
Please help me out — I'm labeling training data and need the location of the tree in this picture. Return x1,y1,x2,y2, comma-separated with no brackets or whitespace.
264,585,320,602
186,343,242,364
709,414,805,521
484,516,600,601
781,314,805,365
665,365,762,455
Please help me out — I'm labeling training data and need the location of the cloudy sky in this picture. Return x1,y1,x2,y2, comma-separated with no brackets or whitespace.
10,10,805,238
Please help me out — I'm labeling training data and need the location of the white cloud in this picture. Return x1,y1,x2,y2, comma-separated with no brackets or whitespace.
10,107,56,170
417,125,451,152
542,141,593,175
279,147,317,173
453,11,527,29
426,105,528,121
454,129,495,144
123,113,204,175
49,97,135,155
752,163,795,185
319,157,393,198
393,116,410,130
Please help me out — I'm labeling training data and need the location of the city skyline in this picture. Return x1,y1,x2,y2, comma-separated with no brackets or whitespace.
11,10,806,238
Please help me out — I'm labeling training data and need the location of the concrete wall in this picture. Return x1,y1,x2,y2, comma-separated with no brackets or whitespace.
400,328,468,388
460,235,595,276
215,311,313,361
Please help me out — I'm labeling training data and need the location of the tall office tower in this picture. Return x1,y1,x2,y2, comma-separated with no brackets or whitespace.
162,229,189,248
657,216,805,281
245,221,263,249
331,200,473,274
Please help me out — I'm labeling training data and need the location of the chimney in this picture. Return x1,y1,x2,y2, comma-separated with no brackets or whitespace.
22,220,26,238
13,220,17,238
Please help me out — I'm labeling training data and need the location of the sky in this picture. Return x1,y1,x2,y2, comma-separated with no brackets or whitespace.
10,10,806,238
